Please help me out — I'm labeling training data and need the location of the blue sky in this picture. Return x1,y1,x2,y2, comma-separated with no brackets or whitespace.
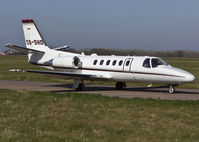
0,0,199,51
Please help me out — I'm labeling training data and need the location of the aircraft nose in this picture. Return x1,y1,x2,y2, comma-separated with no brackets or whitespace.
184,73,195,82
171,67,195,83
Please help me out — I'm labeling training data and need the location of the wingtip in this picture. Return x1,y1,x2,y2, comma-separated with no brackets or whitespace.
5,43,12,47
9,69,25,72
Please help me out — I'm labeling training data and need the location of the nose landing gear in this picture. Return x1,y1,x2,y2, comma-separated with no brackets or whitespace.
168,85,175,94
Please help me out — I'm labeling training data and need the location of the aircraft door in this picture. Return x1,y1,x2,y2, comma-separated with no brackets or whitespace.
123,58,134,72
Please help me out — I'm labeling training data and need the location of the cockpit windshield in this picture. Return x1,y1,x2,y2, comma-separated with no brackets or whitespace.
151,58,169,68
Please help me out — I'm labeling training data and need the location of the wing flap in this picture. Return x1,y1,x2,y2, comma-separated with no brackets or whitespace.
26,70,92,78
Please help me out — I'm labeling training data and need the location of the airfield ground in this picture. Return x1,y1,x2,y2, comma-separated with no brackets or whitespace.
0,89,199,142
0,80,199,100
0,56,199,141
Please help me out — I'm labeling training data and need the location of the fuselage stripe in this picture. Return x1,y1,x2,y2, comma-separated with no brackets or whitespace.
30,63,185,78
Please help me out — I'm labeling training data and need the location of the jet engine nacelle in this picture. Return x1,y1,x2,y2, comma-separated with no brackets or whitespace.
52,56,81,69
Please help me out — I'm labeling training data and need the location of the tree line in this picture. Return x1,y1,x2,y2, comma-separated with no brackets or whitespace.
66,48,199,58
4,47,199,58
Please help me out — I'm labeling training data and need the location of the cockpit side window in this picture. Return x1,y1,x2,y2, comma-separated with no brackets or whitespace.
151,58,167,68
143,58,151,68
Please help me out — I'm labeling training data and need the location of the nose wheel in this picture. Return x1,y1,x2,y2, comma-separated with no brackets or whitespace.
168,85,175,94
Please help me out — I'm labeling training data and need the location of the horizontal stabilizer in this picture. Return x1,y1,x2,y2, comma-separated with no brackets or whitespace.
5,43,45,54
6,43,28,54
53,45,70,51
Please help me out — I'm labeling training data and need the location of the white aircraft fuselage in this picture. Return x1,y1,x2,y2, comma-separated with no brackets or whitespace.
6,19,195,93
33,50,194,84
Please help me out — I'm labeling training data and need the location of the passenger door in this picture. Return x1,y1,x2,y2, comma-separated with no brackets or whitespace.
123,58,134,72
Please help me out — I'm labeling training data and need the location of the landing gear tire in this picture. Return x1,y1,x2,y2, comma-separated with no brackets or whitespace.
115,82,126,90
168,86,175,94
76,83,84,91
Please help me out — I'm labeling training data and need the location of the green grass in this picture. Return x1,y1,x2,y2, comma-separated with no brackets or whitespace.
0,56,68,83
0,89,199,142
0,56,199,88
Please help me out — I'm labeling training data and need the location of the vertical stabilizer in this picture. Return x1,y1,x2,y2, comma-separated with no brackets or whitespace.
22,19,49,52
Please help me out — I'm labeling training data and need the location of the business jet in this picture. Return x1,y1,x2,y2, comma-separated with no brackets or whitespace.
6,19,195,93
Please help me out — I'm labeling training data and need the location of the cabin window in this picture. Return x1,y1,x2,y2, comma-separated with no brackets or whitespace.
93,60,97,65
112,60,117,66
143,58,151,68
100,60,104,65
106,60,110,65
151,58,167,68
119,60,123,66
126,60,130,66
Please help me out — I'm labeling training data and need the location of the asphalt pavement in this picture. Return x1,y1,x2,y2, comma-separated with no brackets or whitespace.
0,80,199,100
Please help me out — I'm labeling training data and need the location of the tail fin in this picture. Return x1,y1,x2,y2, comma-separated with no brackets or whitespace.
22,19,49,52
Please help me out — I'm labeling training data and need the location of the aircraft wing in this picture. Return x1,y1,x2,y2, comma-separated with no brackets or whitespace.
9,69,112,80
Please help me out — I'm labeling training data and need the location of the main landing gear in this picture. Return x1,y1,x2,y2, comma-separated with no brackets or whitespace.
168,85,176,94
76,83,84,91
73,79,84,91
115,82,126,90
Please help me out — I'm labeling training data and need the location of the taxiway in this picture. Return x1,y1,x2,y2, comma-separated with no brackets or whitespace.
0,80,199,100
